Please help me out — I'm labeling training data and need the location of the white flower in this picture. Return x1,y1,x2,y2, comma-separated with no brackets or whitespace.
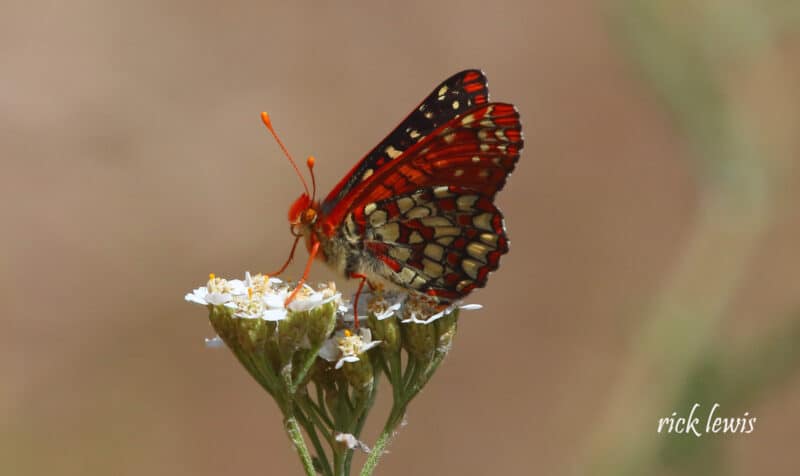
231,288,288,321
185,286,233,306
185,273,248,306
400,301,483,324
286,284,341,312
318,328,381,369
185,272,340,322
342,290,405,322
335,433,371,453
204,335,224,348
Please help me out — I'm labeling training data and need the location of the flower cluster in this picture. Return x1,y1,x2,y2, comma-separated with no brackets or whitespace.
185,272,480,476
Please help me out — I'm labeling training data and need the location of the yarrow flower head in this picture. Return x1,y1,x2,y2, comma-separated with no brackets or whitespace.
185,272,341,322
399,293,483,324
185,270,485,476
184,273,246,306
342,287,406,322
318,328,381,370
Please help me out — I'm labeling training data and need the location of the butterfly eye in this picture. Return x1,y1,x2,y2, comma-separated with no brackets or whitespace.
303,209,317,224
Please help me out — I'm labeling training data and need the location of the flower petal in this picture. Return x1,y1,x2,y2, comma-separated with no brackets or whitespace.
204,336,224,348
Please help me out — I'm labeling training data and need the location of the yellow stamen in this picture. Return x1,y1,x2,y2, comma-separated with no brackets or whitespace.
344,329,352,337
209,273,216,280
248,288,253,299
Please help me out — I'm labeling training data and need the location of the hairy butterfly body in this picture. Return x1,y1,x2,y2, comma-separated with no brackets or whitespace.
265,70,522,318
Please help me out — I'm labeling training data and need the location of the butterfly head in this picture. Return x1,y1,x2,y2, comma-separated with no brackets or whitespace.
288,192,319,236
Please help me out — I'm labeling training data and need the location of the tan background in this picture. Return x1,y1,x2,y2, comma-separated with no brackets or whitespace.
2,1,799,475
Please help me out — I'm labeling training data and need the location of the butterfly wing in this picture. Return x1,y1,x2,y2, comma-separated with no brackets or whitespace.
324,102,522,229
321,69,489,216
322,72,522,301
359,186,510,300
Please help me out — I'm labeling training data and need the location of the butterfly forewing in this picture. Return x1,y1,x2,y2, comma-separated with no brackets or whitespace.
322,70,489,215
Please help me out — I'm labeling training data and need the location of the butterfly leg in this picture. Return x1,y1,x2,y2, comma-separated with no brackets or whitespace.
284,239,320,307
267,235,301,277
349,272,372,329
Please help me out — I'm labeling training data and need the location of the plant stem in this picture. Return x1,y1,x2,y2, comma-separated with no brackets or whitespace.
285,416,317,476
359,410,404,476
333,446,348,476
295,409,334,476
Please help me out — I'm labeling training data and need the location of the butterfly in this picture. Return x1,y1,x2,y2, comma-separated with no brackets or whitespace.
262,70,523,324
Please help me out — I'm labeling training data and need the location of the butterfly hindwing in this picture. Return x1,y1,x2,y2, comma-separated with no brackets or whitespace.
322,70,489,215
356,186,509,300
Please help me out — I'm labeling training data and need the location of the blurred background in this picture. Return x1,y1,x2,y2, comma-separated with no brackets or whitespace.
2,1,799,475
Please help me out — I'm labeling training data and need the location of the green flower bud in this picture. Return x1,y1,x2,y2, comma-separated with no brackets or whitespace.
208,304,237,346
343,355,374,394
434,309,459,354
305,299,338,347
278,311,310,362
402,321,437,362
368,314,401,354
235,317,269,353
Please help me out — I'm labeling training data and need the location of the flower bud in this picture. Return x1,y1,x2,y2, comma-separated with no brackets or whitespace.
434,309,459,354
343,355,374,394
305,299,338,347
235,318,269,353
368,314,401,354
208,304,237,346
278,311,310,362
402,321,436,362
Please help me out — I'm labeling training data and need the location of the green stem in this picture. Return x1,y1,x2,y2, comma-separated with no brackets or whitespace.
406,352,446,398
290,344,325,395
401,356,417,391
285,416,317,476
344,378,379,475
317,382,334,427
295,409,333,476
359,410,404,476
298,394,334,443
333,446,347,476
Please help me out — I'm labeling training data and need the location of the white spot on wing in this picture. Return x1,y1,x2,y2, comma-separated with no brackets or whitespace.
433,186,452,198
385,145,402,159
423,259,444,278
369,210,388,227
424,243,444,261
406,206,431,219
467,242,490,262
456,195,479,211
396,196,415,213
397,267,416,284
473,213,494,231
461,259,480,279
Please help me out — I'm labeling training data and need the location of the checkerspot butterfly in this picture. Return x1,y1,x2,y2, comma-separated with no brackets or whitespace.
262,70,523,324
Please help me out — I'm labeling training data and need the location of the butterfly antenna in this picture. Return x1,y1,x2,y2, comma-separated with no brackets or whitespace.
261,112,310,197
306,156,317,202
